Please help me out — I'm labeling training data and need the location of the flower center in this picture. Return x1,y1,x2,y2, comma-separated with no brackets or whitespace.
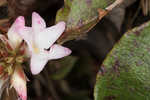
32,43,40,54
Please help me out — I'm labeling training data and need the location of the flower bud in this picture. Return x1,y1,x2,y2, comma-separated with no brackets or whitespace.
11,65,27,100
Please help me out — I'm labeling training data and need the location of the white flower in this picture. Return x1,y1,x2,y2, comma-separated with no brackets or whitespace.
18,12,71,75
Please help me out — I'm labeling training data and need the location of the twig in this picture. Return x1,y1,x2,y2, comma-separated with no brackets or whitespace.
98,0,123,20
106,0,123,11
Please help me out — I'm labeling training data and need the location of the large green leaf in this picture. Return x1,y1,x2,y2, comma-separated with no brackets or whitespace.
56,0,115,44
94,21,150,100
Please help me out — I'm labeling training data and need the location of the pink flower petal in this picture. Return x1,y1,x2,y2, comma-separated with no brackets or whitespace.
30,53,48,75
18,27,32,43
32,12,46,32
48,44,71,60
11,66,27,100
18,27,33,52
35,21,66,49
7,16,25,48
30,44,71,75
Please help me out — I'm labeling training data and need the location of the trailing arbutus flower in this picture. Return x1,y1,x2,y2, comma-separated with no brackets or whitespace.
0,11,71,100
18,12,71,75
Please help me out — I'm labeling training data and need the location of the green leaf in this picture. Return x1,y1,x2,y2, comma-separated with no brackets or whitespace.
94,21,150,100
56,0,115,44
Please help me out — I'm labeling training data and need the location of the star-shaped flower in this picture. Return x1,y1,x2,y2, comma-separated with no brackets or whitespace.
18,12,71,75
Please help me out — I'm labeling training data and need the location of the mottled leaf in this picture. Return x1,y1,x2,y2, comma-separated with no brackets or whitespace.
94,21,150,100
56,0,118,44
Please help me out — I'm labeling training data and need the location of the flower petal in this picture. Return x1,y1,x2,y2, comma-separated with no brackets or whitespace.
35,21,66,49
32,12,46,32
48,44,71,60
11,66,27,100
18,27,32,43
7,16,25,48
30,52,48,75
18,27,33,52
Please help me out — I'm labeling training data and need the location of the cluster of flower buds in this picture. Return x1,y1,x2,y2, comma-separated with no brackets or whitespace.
0,12,71,100
0,17,27,100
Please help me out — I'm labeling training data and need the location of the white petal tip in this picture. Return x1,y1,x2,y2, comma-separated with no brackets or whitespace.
16,16,24,21
30,58,47,75
32,12,38,15
13,16,25,31
31,66,41,75
64,48,72,56
31,70,40,75
32,12,46,29
15,16,25,25
57,21,66,28
32,12,40,19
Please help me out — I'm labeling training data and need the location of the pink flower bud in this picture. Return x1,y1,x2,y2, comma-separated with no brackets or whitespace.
11,66,27,100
